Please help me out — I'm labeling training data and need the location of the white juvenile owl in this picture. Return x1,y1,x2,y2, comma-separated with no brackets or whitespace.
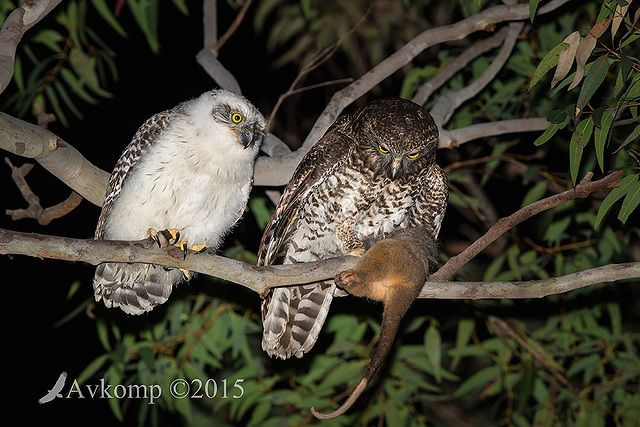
94,89,266,315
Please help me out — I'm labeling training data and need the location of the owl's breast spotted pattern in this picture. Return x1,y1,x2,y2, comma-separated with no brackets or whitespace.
284,154,418,263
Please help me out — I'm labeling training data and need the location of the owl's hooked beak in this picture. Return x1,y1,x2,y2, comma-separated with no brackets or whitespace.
390,157,402,181
237,124,263,149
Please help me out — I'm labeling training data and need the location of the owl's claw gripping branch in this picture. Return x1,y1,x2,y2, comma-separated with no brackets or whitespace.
146,228,181,248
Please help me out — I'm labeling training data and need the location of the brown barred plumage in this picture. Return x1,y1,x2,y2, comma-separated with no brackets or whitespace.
258,97,448,359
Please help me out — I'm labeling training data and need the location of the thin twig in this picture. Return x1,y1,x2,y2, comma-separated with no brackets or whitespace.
5,158,83,225
429,170,624,281
412,26,510,105
438,117,550,149
430,22,523,126
266,7,370,131
213,0,254,52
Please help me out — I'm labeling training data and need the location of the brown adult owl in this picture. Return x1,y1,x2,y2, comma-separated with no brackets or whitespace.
258,97,448,359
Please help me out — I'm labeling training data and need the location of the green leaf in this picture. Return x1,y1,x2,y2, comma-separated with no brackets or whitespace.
595,174,638,229
620,124,640,150
607,302,622,337
425,323,442,383
576,55,609,116
529,0,540,22
96,318,111,351
127,0,160,54
454,364,501,397
90,0,127,37
171,0,189,15
543,215,572,243
569,118,594,184
534,122,561,146
546,109,568,123
618,177,640,223
594,111,614,172
450,319,475,371
535,109,570,146
69,48,100,90
300,0,311,18
248,401,271,425
249,196,274,230
44,86,68,127
77,353,109,385
528,42,568,92
31,29,64,52
53,80,84,119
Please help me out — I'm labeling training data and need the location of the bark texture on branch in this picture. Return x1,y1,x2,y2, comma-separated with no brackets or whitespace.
1,228,637,301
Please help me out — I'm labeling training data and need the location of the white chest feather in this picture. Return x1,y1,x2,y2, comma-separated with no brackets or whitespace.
103,126,256,250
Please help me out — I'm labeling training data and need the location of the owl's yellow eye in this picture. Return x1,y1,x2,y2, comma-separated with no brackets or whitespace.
378,144,389,154
231,113,243,123
407,152,420,159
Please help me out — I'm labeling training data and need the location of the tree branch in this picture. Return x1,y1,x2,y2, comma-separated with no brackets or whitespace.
419,263,640,299
195,0,241,92
4,157,83,225
0,228,358,297
0,229,637,301
438,118,551,149
0,112,109,206
411,26,509,106
430,22,523,126
254,0,573,186
0,0,62,94
430,170,625,281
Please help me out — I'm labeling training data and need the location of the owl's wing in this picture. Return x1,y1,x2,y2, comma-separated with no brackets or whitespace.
258,115,356,359
94,109,174,239
257,115,355,266
410,163,449,239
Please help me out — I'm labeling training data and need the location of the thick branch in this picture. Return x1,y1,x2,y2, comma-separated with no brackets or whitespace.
430,170,625,281
0,112,109,206
0,228,358,297
0,229,637,300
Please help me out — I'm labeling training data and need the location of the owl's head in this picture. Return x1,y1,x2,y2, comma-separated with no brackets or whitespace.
188,89,267,154
352,97,439,181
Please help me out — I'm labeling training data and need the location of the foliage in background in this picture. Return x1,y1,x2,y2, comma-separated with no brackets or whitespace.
1,0,189,127
3,0,639,426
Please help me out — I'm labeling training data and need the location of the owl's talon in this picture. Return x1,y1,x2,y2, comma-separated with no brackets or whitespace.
147,228,181,248
174,239,189,260
146,228,162,247
189,244,210,254
166,228,180,244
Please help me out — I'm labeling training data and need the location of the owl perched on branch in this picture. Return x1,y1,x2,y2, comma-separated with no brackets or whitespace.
94,89,266,315
258,97,448,359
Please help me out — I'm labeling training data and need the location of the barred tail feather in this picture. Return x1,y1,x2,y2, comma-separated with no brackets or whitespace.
93,263,183,315
262,282,335,359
